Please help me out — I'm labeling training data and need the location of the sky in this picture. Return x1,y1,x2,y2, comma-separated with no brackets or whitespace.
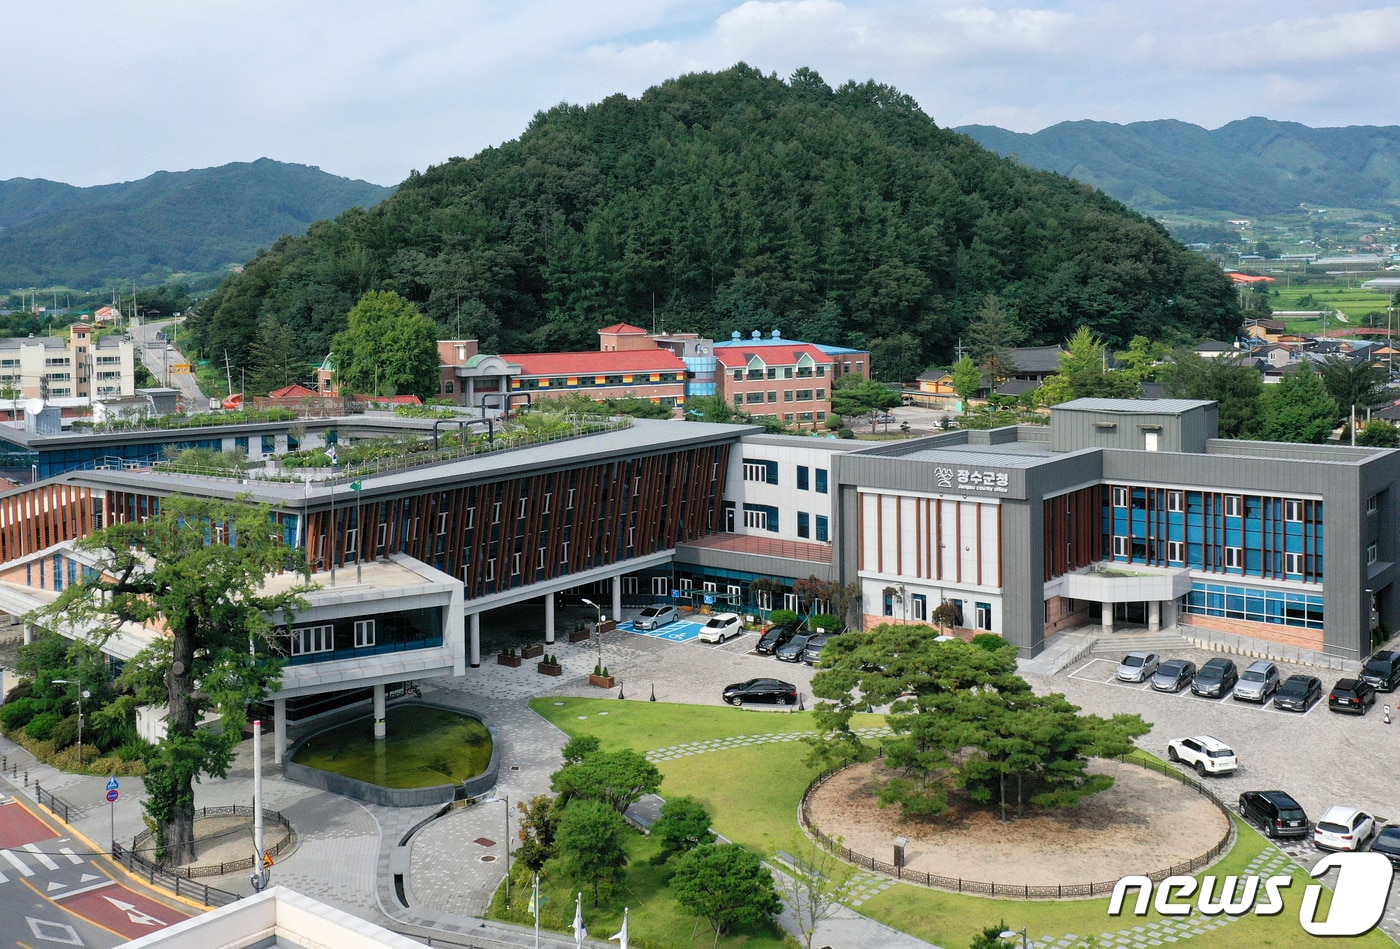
6,0,1399,189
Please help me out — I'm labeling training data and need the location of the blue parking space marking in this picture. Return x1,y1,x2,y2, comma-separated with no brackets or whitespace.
618,620,706,643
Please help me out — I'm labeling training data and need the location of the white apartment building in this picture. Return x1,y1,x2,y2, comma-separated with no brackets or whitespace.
0,323,137,400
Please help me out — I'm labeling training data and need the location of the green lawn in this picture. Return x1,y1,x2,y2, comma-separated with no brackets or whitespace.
530,698,1395,949
1271,286,1395,334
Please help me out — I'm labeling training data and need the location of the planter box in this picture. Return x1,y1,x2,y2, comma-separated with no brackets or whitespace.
588,674,616,689
497,654,522,668
598,619,618,634
521,643,545,660
537,662,563,677
568,628,592,643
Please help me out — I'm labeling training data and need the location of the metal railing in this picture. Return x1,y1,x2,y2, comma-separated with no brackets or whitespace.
128,805,296,878
110,842,242,907
32,781,76,823
798,753,1235,899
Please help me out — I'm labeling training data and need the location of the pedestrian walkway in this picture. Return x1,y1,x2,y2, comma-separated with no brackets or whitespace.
644,725,892,762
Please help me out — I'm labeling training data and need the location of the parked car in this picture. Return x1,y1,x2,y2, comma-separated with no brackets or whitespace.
1327,677,1377,715
1151,659,1197,693
1191,658,1239,698
721,678,797,706
1239,790,1309,838
1273,674,1323,712
633,604,679,630
1165,735,1237,776
1116,651,1160,683
1360,648,1400,692
775,634,812,662
1313,805,1376,852
802,633,832,665
755,622,799,655
697,612,743,644
1371,826,1400,868
1232,660,1281,703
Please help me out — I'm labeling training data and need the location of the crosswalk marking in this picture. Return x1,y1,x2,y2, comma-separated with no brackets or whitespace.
0,849,35,876
23,844,61,871
58,847,83,866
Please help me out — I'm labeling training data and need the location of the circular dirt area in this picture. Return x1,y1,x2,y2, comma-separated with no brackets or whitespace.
134,813,295,871
805,758,1229,888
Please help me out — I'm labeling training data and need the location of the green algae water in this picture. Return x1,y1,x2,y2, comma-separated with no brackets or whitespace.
292,705,492,788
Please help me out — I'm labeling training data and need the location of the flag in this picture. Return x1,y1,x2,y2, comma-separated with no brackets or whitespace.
527,876,538,917
327,445,338,465
350,480,362,492
609,907,629,949
573,891,586,947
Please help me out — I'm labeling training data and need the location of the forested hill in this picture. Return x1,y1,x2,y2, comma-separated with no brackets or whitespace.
957,118,1400,216
192,65,1238,379
0,159,394,289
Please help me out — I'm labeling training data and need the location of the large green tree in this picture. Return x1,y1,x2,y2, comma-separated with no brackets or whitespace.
1162,350,1263,438
549,748,662,815
31,497,309,865
1252,366,1340,443
649,795,716,865
331,290,440,399
1318,356,1388,413
554,799,628,905
966,295,1024,383
830,376,902,429
671,843,782,947
811,625,1147,818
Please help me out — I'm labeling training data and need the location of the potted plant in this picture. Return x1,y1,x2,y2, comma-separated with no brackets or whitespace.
588,664,615,688
569,620,592,643
497,646,522,668
537,654,563,676
521,642,545,660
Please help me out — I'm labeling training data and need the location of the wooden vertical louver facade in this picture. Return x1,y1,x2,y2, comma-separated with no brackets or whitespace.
0,483,95,563
1043,486,1102,580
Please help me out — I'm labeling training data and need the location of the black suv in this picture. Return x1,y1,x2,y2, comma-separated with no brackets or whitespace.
754,623,798,656
1191,658,1239,698
1360,649,1400,692
1239,790,1309,839
1328,677,1377,715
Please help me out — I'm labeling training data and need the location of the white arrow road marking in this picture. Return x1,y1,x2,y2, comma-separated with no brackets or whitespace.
46,880,67,891
1,848,35,876
102,895,165,926
79,873,100,882
24,844,61,870
60,847,83,865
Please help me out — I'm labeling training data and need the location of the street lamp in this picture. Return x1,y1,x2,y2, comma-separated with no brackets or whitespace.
53,679,89,768
581,597,605,669
483,794,511,904
999,927,1029,949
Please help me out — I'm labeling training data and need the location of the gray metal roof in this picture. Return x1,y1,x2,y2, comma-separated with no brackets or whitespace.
902,442,1053,469
1054,398,1213,414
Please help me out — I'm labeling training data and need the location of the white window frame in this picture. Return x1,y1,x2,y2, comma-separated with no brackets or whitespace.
1167,490,1184,513
519,497,528,519
627,525,635,547
703,580,717,593
1225,546,1243,569
485,558,495,582
466,507,475,529
1367,543,1378,565
543,492,552,514
1284,499,1303,522
651,576,669,596
783,592,799,611
1367,495,1378,515
1112,535,1129,557
439,512,449,534
560,540,570,564
743,462,769,483
1167,540,1184,563
756,589,773,611
743,508,768,530
344,524,358,555
911,593,928,621
492,501,502,524
353,619,375,648
1285,551,1303,574
512,552,522,575
568,488,576,509
290,624,333,656
1112,487,1128,507
538,547,547,569
1225,495,1242,517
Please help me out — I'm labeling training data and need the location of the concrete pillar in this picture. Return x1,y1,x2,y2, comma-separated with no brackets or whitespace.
469,613,481,667
373,684,386,739
273,698,287,765
611,575,622,623
1101,601,1114,633
1148,600,1161,633
22,623,33,646
545,592,556,645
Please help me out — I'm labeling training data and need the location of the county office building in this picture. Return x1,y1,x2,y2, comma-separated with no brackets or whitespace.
835,399,1391,665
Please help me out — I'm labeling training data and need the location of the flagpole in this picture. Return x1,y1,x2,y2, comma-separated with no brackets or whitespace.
328,477,336,586
355,480,363,583
533,873,540,949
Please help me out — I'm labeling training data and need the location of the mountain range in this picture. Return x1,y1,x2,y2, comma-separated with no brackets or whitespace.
956,117,1400,217
0,159,394,290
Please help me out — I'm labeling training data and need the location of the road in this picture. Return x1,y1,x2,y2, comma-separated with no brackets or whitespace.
130,317,207,409
0,777,196,948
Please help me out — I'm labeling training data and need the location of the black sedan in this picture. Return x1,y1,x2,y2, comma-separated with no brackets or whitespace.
755,623,799,656
1151,659,1197,693
1191,658,1239,698
1371,826,1400,868
1274,674,1323,712
722,678,798,706
774,634,812,662
1328,678,1377,715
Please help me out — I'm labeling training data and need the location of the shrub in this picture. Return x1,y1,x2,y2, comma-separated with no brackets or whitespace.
0,696,42,730
4,678,34,703
115,738,155,762
49,714,80,751
971,633,1006,653
767,608,799,627
807,613,842,633
25,711,61,741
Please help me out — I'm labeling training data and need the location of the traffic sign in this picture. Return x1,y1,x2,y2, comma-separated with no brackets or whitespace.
106,789,119,803
671,589,680,599
106,777,120,791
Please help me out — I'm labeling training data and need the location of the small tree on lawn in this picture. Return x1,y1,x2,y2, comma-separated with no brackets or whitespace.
550,748,661,815
649,795,716,865
561,734,601,765
515,794,562,874
554,799,628,906
775,836,858,949
969,920,1015,948
671,843,782,948
31,495,310,865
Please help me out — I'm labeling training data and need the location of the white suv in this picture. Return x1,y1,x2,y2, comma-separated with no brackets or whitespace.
698,612,743,643
1166,735,1238,776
